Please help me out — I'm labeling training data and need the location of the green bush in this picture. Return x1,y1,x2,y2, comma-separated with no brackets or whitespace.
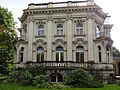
19,71,33,86
32,75,46,88
25,65,44,77
7,65,47,87
64,68,103,88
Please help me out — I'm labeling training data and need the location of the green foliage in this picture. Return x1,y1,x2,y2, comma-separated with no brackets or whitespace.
0,6,17,75
25,65,44,77
64,68,103,88
8,65,48,88
32,75,47,88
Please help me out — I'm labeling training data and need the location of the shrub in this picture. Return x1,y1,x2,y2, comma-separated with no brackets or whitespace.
32,75,46,88
19,71,33,86
64,68,103,88
25,65,44,77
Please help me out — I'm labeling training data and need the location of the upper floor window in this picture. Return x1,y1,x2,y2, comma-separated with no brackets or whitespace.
98,46,102,62
76,23,83,35
56,46,64,62
57,24,63,35
96,26,100,38
106,46,110,63
76,45,84,62
36,47,44,62
38,25,44,36
20,47,24,62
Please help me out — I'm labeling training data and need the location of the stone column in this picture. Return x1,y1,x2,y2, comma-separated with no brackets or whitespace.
87,18,94,61
27,17,34,61
66,17,73,61
47,16,52,61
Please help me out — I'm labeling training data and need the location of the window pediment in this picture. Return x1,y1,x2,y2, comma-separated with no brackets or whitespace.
33,39,47,45
53,39,66,45
73,38,86,45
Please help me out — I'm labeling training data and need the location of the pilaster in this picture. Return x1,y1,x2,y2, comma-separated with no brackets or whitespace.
27,17,34,61
87,17,94,61
66,16,73,61
47,16,53,61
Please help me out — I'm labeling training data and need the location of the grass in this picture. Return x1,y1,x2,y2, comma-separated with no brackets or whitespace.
0,83,120,90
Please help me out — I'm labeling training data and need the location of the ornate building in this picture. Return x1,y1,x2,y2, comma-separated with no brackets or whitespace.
14,0,114,83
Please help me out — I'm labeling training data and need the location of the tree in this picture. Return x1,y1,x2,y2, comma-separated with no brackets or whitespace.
0,6,17,74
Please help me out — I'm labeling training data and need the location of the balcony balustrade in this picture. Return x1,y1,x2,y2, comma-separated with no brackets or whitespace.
28,0,94,9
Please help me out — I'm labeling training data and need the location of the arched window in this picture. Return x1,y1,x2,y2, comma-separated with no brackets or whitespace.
98,46,102,62
38,25,44,36
106,46,110,63
96,26,100,38
56,46,64,62
36,47,44,62
50,73,63,83
76,45,84,62
20,47,24,62
57,24,63,35
76,23,83,35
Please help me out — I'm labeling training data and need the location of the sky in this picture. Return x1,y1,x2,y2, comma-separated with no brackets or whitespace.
0,0,120,50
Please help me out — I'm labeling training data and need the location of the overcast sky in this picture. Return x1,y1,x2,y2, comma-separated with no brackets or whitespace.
0,0,120,50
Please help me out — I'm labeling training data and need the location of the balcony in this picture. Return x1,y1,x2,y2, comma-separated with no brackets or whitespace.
15,61,113,71
18,36,28,43
15,61,89,69
94,32,113,43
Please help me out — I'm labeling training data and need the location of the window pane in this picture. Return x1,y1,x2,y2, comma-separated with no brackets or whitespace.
20,53,23,62
99,52,101,62
51,76,56,82
76,52,79,62
60,52,64,62
41,53,44,62
80,53,84,62
56,53,59,62
37,53,40,62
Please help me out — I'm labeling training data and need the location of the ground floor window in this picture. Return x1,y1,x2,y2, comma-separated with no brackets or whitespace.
50,73,63,83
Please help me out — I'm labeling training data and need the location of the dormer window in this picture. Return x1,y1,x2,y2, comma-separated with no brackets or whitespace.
57,24,63,35
38,25,44,36
76,23,83,35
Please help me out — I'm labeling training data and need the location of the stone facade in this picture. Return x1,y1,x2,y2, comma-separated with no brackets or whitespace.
14,0,114,83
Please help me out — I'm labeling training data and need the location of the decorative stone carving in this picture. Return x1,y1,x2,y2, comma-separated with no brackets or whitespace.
74,18,85,23
27,17,34,22
73,38,87,45
54,19,65,23
33,39,47,45
35,20,46,25
66,14,73,21
47,15,53,21
52,39,67,45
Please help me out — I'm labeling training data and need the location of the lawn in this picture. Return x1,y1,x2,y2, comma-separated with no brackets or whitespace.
0,83,120,90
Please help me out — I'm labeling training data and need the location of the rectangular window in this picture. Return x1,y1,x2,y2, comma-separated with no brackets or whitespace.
37,53,40,62
76,52,79,62
60,52,64,62
56,52,59,62
80,52,84,62
99,52,101,62
41,53,44,62
20,53,23,62
38,30,44,36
